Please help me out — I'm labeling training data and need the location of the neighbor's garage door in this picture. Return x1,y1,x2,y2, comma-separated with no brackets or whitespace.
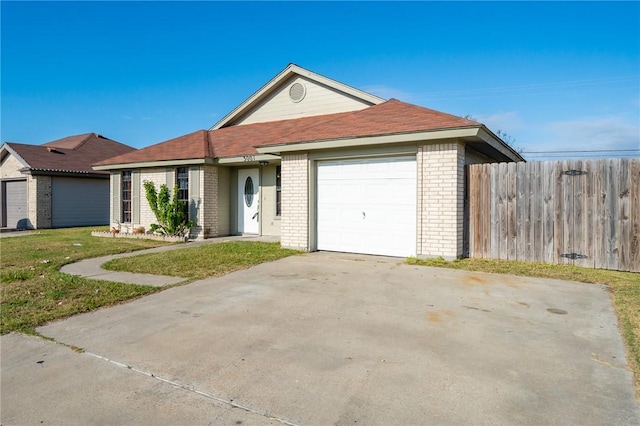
317,156,417,257
52,177,109,228
2,180,27,228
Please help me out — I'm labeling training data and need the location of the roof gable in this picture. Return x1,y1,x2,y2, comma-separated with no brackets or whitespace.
210,64,385,130
2,133,135,175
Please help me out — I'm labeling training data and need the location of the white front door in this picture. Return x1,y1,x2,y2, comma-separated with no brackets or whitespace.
238,169,260,234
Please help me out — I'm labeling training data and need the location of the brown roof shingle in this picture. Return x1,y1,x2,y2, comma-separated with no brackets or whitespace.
95,99,479,166
4,133,135,175
94,130,211,166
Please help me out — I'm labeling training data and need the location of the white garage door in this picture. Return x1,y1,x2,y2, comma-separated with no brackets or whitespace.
317,156,417,257
2,180,28,229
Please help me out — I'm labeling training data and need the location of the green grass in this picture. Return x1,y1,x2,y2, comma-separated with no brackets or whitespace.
407,256,640,397
1,230,299,335
102,241,301,280
3,228,637,397
1,227,173,334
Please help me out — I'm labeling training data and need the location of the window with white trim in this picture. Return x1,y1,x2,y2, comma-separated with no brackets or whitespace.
176,167,189,216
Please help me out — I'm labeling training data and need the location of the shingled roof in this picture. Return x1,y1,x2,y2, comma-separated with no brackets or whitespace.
95,99,480,166
2,133,135,176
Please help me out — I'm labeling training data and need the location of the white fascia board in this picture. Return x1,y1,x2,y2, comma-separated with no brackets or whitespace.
476,126,525,162
216,153,281,165
210,64,385,130
0,144,30,169
92,158,212,171
256,128,481,154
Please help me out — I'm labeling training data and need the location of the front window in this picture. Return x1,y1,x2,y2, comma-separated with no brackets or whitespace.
121,171,132,223
176,167,189,215
276,165,281,216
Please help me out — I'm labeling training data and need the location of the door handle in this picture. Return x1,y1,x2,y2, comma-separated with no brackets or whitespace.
362,211,366,219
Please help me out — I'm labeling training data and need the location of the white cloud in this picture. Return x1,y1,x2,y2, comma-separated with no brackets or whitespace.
541,116,640,151
518,115,639,160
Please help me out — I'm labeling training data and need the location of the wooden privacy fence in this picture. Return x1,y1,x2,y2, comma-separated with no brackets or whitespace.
467,158,639,272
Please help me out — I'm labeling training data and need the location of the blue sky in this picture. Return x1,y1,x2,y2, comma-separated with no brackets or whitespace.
2,1,639,160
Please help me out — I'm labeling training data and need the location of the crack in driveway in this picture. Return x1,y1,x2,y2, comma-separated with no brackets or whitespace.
83,350,300,426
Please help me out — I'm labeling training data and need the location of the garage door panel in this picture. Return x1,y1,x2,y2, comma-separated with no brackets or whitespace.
52,178,109,228
317,157,416,257
2,180,28,229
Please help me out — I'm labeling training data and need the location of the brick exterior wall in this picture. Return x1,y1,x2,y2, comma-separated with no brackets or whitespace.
417,142,465,259
111,166,221,240
0,154,25,179
201,165,218,238
29,175,52,229
137,168,167,232
280,153,309,250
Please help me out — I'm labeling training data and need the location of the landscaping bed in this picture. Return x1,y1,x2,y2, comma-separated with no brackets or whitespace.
91,230,186,242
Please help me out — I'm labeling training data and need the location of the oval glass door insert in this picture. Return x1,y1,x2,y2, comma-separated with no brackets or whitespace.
244,177,254,207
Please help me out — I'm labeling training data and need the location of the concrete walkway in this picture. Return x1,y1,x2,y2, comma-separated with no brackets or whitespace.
60,234,280,286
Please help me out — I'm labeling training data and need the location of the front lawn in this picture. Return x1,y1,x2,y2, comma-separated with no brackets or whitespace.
407,257,640,398
1,227,173,334
102,241,300,280
1,229,299,335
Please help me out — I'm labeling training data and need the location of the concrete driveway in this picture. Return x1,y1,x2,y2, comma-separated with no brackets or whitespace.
2,252,639,425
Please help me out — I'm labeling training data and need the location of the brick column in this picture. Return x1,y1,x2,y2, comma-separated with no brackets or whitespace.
29,175,51,229
417,142,465,259
201,165,219,238
281,153,309,250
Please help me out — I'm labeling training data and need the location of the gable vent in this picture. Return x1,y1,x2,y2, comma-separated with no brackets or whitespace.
289,82,306,103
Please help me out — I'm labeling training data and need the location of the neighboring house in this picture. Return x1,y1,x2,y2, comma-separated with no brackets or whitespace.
94,64,523,258
0,133,136,229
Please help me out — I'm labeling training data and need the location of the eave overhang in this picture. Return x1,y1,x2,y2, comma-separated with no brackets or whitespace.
256,127,481,154
93,158,214,171
255,125,524,162
216,154,281,166
21,168,110,179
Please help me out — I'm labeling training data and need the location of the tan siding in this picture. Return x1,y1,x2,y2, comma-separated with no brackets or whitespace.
260,165,281,236
235,76,372,126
